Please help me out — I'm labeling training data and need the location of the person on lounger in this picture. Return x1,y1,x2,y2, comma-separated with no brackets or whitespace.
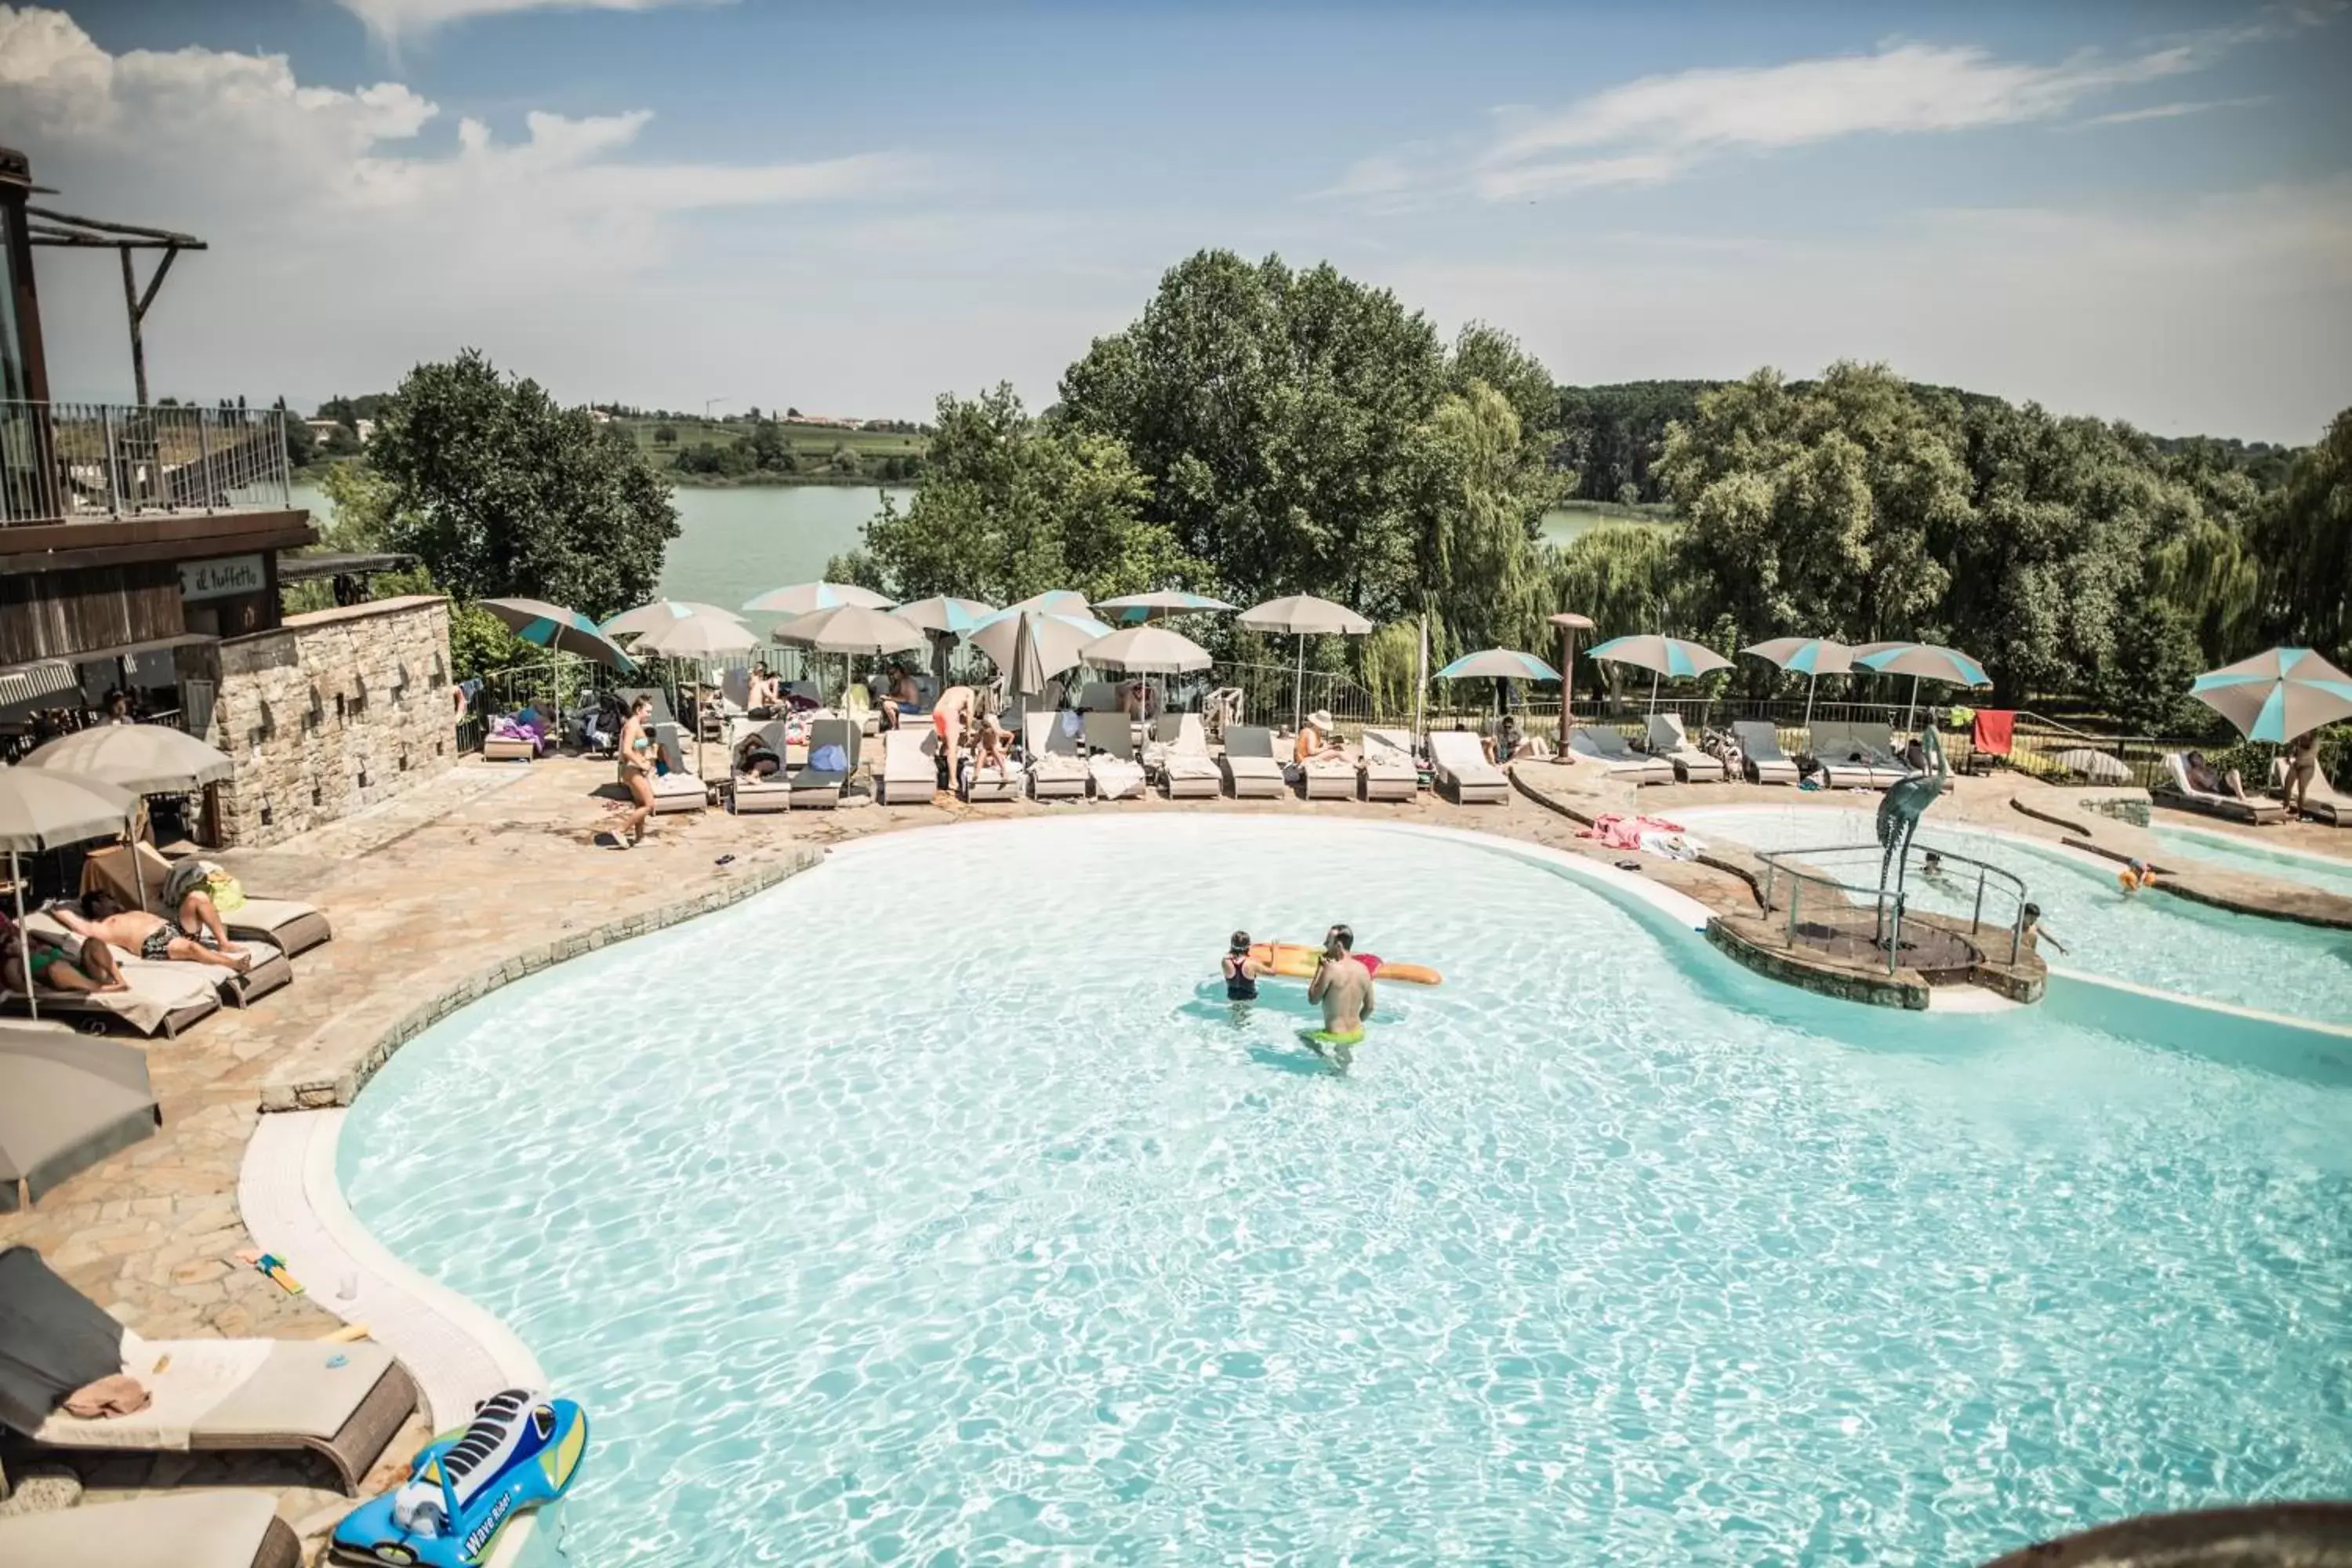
57,892,252,973
735,730,782,779
0,909,126,994
746,666,782,719
880,666,920,731
1304,923,1375,1069
2184,750,2248,801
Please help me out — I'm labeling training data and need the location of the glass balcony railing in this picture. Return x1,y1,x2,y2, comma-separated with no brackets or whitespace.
0,400,292,524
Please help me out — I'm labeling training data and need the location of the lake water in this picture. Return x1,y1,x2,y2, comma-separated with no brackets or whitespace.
288,483,1658,618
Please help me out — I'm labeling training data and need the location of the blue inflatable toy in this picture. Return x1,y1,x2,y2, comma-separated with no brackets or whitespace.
330,1387,587,1566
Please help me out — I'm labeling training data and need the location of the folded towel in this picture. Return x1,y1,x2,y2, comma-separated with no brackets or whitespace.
64,1373,151,1418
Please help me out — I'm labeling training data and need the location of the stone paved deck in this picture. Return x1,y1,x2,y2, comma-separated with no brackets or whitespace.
2,752,2339,1555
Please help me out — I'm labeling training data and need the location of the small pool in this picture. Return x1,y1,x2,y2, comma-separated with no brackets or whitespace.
2150,823,2352,902
342,818,2352,1566
1676,804,2352,1025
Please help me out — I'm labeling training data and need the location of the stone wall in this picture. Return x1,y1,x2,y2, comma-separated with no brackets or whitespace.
209,595,458,848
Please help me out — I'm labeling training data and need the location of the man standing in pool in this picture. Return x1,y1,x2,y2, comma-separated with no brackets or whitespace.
1305,924,1375,1069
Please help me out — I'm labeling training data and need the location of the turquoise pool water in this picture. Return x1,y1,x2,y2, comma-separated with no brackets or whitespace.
2151,824,2352,902
1676,804,2352,1025
341,818,2352,1566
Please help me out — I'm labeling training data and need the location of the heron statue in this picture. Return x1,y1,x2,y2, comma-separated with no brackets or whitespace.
1875,724,1951,918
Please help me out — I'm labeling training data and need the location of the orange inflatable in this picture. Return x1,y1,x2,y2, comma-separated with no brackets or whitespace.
1247,942,1442,987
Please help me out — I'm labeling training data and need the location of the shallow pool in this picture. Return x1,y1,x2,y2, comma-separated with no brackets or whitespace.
343,818,2352,1566
2150,823,2352,902
1676,804,2352,1025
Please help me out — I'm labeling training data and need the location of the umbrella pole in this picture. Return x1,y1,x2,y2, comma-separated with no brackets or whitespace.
1649,668,1661,717
1294,633,1305,732
1907,673,1920,736
1803,672,1818,738
1414,615,1428,752
13,850,31,1023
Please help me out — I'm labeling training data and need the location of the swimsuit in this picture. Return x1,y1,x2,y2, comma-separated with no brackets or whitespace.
1223,957,1258,1001
144,924,217,962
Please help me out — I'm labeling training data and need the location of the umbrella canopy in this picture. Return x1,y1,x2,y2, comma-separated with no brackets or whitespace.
0,1028,158,1210
20,724,232,795
627,612,761,659
2051,747,2132,784
1588,634,1732,680
740,582,895,615
478,598,638,672
970,608,1109,680
0,770,137,855
600,600,745,639
1852,642,1990,687
1083,625,1214,674
892,596,996,636
1002,589,1096,619
1740,637,1854,677
2190,647,2352,742
1094,590,1236,625
1236,594,1373,636
1437,648,1561,683
770,606,927,656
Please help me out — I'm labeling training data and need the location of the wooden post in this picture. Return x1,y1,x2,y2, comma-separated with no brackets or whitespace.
115,242,179,408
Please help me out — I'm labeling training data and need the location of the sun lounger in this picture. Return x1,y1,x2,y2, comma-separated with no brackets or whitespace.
1025,712,1091,801
959,719,1027,803
2155,751,2284,824
878,725,942,804
481,732,536,762
0,1246,419,1494
26,910,289,1011
642,724,709,814
1728,721,1802,786
1807,721,1907,789
1644,713,1726,782
1148,714,1222,800
1847,720,1916,771
82,845,332,958
1294,740,1357,800
2,952,220,1038
1083,712,1148,800
1360,728,1420,801
729,719,792,814
2271,756,2349,826
615,686,679,728
1568,726,1675,786
1076,681,1123,713
1427,729,1509,804
0,1490,301,1568
783,718,855,810
1219,725,1286,800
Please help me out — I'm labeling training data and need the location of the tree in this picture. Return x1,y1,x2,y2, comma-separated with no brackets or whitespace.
2259,408,2352,666
1405,380,1562,653
366,349,679,619
653,423,678,447
846,383,1187,605
321,424,364,459
746,419,795,472
278,397,317,469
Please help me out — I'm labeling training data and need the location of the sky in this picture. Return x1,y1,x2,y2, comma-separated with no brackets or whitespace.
2,0,2347,441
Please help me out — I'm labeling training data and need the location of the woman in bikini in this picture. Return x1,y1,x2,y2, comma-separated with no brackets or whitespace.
615,695,657,848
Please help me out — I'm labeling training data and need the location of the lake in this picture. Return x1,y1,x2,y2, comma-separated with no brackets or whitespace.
288,483,1664,618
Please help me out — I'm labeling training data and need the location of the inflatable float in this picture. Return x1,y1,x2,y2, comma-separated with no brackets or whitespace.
1247,942,1441,987
331,1387,587,1566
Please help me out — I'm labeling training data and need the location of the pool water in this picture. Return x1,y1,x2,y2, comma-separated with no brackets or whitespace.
342,818,2352,1566
1675,804,2352,1025
2151,824,2352,902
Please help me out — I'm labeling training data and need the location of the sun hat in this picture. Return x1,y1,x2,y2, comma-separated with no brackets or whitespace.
1308,709,1334,729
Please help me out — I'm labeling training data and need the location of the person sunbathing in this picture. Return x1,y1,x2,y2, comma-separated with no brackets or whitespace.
56,892,252,973
0,910,126,995
735,731,782,779
2184,750,2248,800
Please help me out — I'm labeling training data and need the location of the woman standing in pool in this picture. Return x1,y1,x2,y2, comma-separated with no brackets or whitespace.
1221,931,1261,1004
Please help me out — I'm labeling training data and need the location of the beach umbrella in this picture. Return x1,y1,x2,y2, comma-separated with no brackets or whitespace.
477,598,637,673
1236,594,1374,729
627,611,760,660
1002,589,1095,619
771,607,927,730
1851,641,1991,733
0,770,137,1022
969,607,1110,685
1549,612,1595,735
739,582,895,615
1439,648,1562,733
1093,590,1236,625
0,1027,158,1210
893,596,996,684
2190,647,2352,742
20,724,232,796
1084,625,1214,721
1000,612,1052,723
600,600,744,640
1740,637,1854,735
1588,633,1733,715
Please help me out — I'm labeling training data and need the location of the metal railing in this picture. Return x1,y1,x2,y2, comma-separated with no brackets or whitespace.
1756,841,2027,975
0,401,291,524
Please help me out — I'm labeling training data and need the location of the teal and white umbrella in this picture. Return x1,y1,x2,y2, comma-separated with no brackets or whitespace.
1002,589,1096,619
1094,590,1236,625
1852,641,1990,731
478,598,637,672
601,600,745,639
2191,647,2352,742
1436,648,1560,682
739,582,895,615
1588,633,1732,714
1740,637,1854,732
894,596,998,684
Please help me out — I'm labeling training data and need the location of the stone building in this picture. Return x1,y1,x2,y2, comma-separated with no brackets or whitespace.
207,596,459,847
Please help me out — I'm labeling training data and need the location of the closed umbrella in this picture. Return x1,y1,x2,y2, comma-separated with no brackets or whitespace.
477,598,637,673
1000,612,1051,722
1549,612,1595,737
739,582,894,615
2190,647,2352,742
894,596,997,686
1740,637,1854,735
20,724,232,796
969,608,1110,694
0,1027,158,1211
600,600,745,639
1851,642,1991,734
1236,594,1374,730
1588,633,1733,715
1094,590,1236,625
0,770,138,1022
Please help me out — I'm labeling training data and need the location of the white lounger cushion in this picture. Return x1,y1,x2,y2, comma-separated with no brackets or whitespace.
0,1491,286,1568
32,1336,395,1451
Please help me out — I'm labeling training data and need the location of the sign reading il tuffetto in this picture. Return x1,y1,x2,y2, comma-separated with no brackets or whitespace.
180,554,267,601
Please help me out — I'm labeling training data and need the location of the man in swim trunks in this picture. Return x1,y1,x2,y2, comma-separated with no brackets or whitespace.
1221,930,1261,1003
0,909,126,995
1305,922,1375,1069
56,892,253,973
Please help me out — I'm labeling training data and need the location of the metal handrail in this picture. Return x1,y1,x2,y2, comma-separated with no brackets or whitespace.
1,400,291,524
1756,841,2028,972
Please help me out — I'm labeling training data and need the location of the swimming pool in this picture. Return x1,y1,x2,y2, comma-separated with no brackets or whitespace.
341,818,2352,1566
1675,804,2352,1025
2150,822,2352,902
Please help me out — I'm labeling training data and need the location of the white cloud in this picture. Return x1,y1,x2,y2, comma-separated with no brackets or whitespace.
336,0,711,45
2074,95,2269,127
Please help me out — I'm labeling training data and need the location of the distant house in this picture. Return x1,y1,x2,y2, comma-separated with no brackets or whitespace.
586,407,613,424
303,418,340,441
352,418,375,443
790,413,859,429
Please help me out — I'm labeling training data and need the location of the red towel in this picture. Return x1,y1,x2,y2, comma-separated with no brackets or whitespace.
1973,710,2015,757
